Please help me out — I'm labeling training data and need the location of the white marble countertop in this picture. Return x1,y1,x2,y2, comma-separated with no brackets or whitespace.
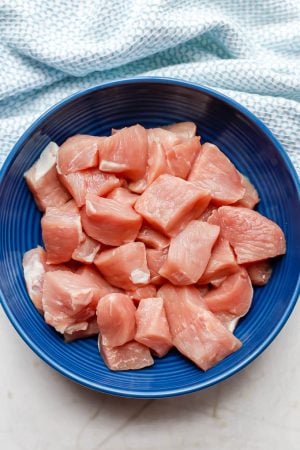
1,303,299,450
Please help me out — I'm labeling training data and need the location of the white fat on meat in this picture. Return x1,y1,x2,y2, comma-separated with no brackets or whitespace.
129,269,150,285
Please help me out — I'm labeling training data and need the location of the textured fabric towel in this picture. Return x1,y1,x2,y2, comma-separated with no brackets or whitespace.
0,0,299,173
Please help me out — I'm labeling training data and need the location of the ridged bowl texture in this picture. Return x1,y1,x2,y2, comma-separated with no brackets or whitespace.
0,78,299,397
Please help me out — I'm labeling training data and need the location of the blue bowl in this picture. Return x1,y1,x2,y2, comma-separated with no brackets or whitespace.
0,78,299,398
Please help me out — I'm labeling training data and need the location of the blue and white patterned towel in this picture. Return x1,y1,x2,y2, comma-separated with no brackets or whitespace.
0,0,299,173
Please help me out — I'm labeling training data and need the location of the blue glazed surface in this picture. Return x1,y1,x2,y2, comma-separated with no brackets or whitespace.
0,77,299,398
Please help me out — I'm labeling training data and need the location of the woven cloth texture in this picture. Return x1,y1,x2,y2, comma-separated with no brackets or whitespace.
0,0,299,172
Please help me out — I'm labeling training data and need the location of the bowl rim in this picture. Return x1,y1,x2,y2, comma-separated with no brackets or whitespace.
0,76,299,398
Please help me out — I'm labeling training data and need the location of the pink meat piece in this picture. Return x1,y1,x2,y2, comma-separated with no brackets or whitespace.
246,260,272,286
204,268,253,317
60,199,79,213
198,203,218,222
214,312,240,333
97,293,136,347
135,297,172,357
145,128,199,184
106,187,139,206
199,237,238,284
127,179,148,194
99,124,148,181
173,311,242,371
128,126,199,191
131,128,172,193
188,143,245,205
64,317,99,342
94,242,150,290
24,142,70,211
134,174,211,237
42,270,99,333
22,246,46,312
165,136,201,179
72,233,101,264
208,206,286,264
145,140,169,187
99,338,154,371
81,193,142,246
126,285,157,302
162,122,197,140
57,135,103,174
158,284,207,336
76,265,121,297
148,127,180,150
127,138,169,194
146,248,168,285
137,225,169,250
159,221,220,285
158,284,241,370
41,206,83,264
236,174,260,209
209,276,227,287
59,168,121,207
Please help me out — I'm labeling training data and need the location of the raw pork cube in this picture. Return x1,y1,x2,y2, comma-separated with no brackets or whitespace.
214,313,240,333
76,265,120,297
188,143,245,205
158,284,207,336
147,128,200,180
60,199,79,213
99,339,154,371
96,293,136,347
60,168,120,207
158,284,241,370
162,122,197,140
165,136,201,179
134,174,210,237
148,127,180,149
137,225,169,250
94,242,150,290
99,124,148,181
135,297,172,357
198,203,218,222
22,246,46,312
106,187,139,206
204,268,253,317
64,317,99,342
127,134,171,194
236,174,259,209
128,139,169,194
209,276,227,287
126,285,157,302
128,126,199,191
173,310,242,371
57,135,103,174
146,248,168,285
208,206,286,264
24,142,70,211
42,270,99,333
246,260,272,286
72,233,100,264
199,238,238,284
41,206,83,264
159,221,220,285
81,194,142,246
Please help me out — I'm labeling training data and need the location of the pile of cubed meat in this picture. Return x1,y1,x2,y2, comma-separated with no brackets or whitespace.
22,122,286,371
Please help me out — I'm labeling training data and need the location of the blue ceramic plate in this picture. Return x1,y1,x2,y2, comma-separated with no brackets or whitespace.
0,78,299,398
